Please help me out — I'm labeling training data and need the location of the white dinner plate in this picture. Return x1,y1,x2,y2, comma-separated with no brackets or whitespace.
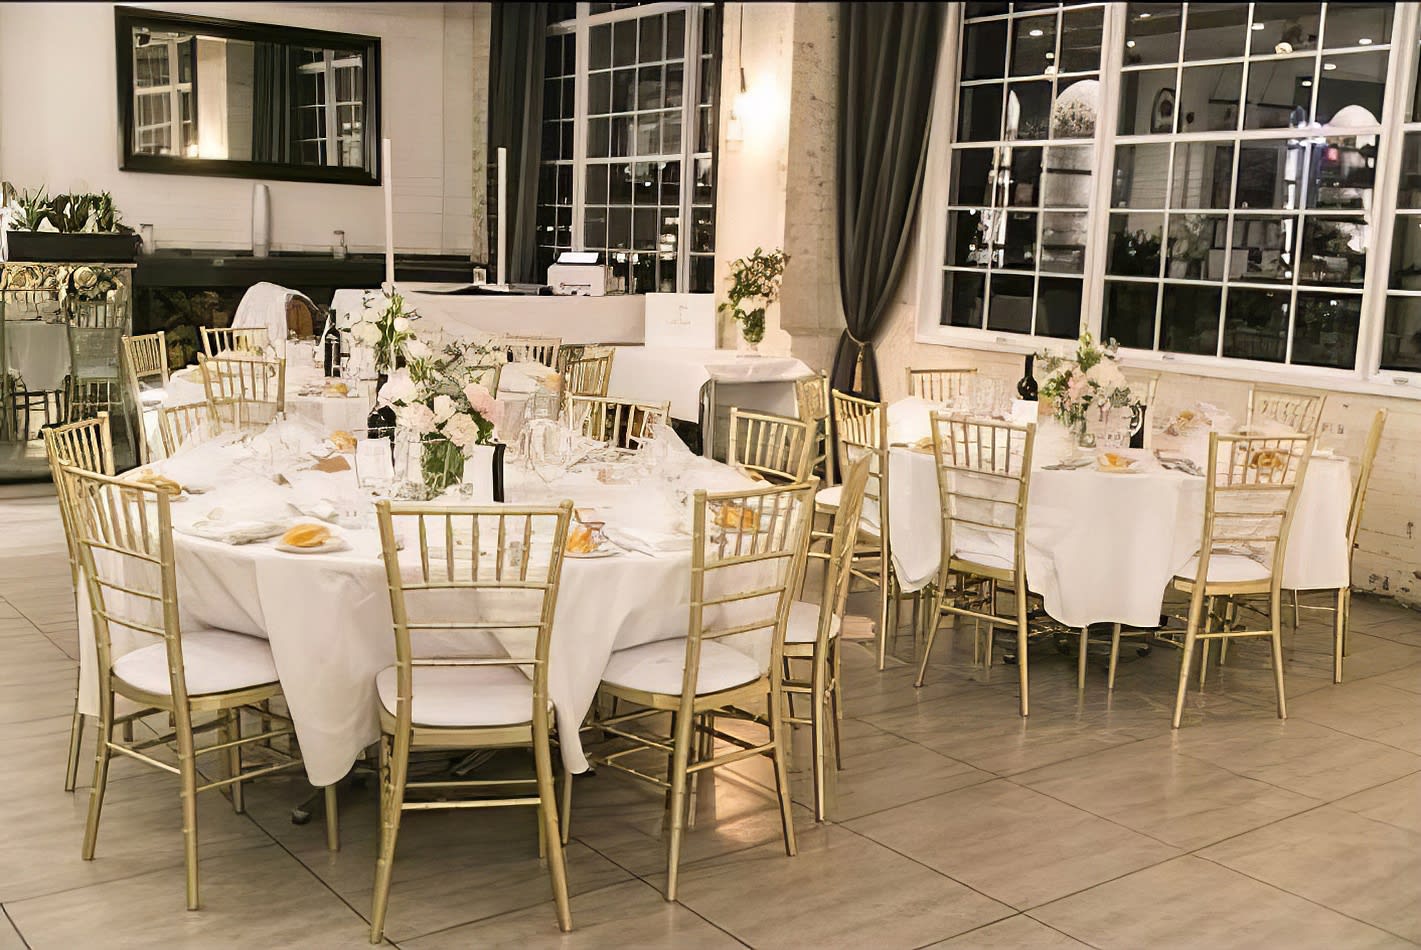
565,547,618,559
275,537,352,555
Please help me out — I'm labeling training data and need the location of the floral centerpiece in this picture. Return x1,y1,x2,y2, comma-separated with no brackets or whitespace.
378,337,500,496
719,247,787,349
352,284,418,375
1038,332,1133,442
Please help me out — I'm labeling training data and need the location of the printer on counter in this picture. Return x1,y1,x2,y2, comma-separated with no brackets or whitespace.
547,251,612,296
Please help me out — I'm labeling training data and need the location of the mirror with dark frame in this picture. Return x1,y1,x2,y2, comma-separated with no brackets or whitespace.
115,6,381,185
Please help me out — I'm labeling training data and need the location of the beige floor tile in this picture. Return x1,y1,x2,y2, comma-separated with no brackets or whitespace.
1368,665,1421,695
1031,855,1413,950
928,914,1091,948
847,779,1179,910
666,825,1013,948
1332,770,1421,834
400,879,742,950
0,912,24,950
5,845,377,949
1169,715,1421,801
1201,806,1421,942
1291,682,1421,754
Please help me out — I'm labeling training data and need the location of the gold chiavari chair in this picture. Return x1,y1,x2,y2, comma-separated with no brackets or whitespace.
121,331,170,463
565,351,614,397
586,482,814,900
1113,433,1313,728
198,354,286,430
1247,385,1326,436
1284,409,1386,683
468,362,504,397
782,455,869,821
58,466,306,910
158,401,222,456
370,500,575,941
200,325,270,357
915,416,1039,717
793,372,834,485
815,390,901,670
42,414,115,793
906,367,977,403
492,334,562,368
727,408,814,484
566,394,669,448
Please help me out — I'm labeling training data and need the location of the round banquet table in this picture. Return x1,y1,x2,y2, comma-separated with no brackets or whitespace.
76,428,762,785
162,357,375,435
884,405,1353,631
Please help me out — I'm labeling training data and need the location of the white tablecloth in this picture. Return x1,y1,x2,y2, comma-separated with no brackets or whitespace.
607,346,810,422
884,402,1353,629
163,360,374,435
5,320,69,390
77,430,761,784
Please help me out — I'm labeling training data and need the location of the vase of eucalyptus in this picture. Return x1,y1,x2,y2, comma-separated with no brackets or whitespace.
719,247,787,353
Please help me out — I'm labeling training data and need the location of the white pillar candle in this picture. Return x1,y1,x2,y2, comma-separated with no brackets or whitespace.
382,138,395,287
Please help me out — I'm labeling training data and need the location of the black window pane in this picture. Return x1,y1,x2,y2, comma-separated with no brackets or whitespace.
660,160,680,205
951,148,996,205
1315,52,1387,127
559,120,573,161
1179,64,1241,133
943,271,987,328
690,254,714,294
965,2,1009,18
587,118,610,158
1390,215,1421,288
1381,297,1421,372
947,211,988,268
633,208,657,250
961,21,1007,81
562,33,577,74
1160,283,1221,356
958,85,1004,142
639,65,663,110
612,19,637,66
585,164,608,204
584,207,607,248
639,14,662,61
1107,214,1163,278
1301,217,1367,285
1184,4,1247,61
1010,14,1056,78
1242,56,1313,130
1060,8,1103,73
1236,140,1303,211
1001,212,1037,269
668,10,685,59
1042,147,1091,207
1249,4,1320,55
987,274,1034,333
665,62,683,108
556,165,572,205
1123,3,1182,66
611,68,635,112
1166,215,1227,281
610,115,631,157
1394,134,1421,208
1005,81,1051,140
1005,146,1042,206
1103,280,1158,349
1222,288,1288,363
1292,293,1361,368
608,207,631,249
1041,212,1087,274
1169,142,1233,209
1117,68,1176,135
589,72,611,115
1324,2,1392,50
610,163,633,204
1232,216,1297,284
1112,144,1172,208
1035,277,1083,338
1306,136,1376,211
590,24,612,70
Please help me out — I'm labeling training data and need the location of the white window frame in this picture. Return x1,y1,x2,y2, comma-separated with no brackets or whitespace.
133,38,193,157
543,1,715,292
296,51,365,168
915,2,1421,400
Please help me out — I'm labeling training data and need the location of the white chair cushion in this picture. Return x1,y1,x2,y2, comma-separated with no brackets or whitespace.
951,548,1015,573
112,629,278,697
602,638,762,696
785,600,840,644
138,388,168,406
375,665,538,728
1177,554,1271,585
814,485,881,535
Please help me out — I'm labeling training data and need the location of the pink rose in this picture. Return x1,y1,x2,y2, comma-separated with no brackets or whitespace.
463,382,500,422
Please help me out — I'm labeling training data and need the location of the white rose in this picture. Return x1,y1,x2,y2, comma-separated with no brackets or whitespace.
353,322,381,345
393,316,411,333
360,306,383,324
431,394,457,423
378,369,416,405
397,402,436,435
404,337,431,360
444,413,482,449
1085,360,1126,394
380,281,395,296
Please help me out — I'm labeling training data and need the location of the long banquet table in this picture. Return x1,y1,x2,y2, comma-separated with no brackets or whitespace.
77,421,762,785
883,398,1353,629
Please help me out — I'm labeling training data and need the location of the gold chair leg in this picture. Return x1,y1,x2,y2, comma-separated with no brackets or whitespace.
768,686,798,858
829,643,844,770
1334,587,1348,683
1289,588,1300,631
369,732,409,944
176,718,201,911
1016,595,1030,718
1077,627,1089,690
985,581,997,667
876,562,892,671
324,784,339,852
663,708,695,902
914,608,940,688
810,655,829,822
222,710,244,814
1107,623,1122,690
560,768,573,846
1173,596,1205,729
534,728,572,932
1198,596,1216,689
81,698,113,861
1270,595,1288,720
65,697,84,792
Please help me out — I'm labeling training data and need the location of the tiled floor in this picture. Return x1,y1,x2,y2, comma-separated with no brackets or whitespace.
2,480,1419,949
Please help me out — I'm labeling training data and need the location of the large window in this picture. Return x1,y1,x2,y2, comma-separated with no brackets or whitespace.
537,3,720,293
928,2,1421,391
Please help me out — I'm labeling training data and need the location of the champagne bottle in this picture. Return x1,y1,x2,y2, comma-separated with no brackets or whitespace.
322,309,342,378
1016,353,1039,401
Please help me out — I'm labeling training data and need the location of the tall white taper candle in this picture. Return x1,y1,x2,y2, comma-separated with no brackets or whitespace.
382,138,395,287
496,146,508,287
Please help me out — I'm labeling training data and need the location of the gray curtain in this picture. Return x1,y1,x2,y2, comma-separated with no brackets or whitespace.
488,3,549,284
252,42,291,164
832,2,944,399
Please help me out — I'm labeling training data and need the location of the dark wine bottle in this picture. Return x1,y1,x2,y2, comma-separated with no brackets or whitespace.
322,309,342,378
1016,353,1039,401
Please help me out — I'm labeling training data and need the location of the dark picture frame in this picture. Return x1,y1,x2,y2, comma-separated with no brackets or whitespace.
114,6,382,186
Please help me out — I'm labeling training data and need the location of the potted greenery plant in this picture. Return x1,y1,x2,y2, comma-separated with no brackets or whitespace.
718,247,788,351
2,183,140,263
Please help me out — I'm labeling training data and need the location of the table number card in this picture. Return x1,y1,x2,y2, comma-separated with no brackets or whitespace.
644,293,716,349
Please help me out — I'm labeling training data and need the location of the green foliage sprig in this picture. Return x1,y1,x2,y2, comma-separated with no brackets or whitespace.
718,247,788,345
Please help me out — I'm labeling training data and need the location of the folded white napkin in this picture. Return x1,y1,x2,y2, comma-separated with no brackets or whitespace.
602,523,691,555
176,519,289,545
886,397,936,446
